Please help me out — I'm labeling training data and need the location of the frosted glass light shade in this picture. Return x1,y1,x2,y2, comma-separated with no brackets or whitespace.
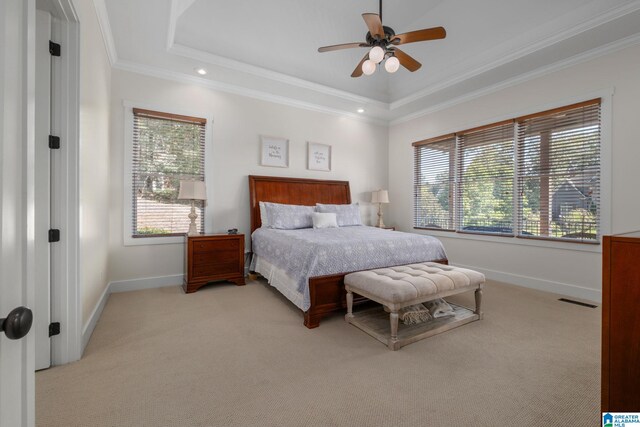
362,59,376,76
369,46,385,63
371,189,389,204
178,180,207,200
385,56,400,73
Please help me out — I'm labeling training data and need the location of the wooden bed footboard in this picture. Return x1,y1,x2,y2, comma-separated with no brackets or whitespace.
303,258,449,329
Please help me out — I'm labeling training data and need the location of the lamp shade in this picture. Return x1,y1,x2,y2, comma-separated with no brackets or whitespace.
178,180,207,201
371,189,389,204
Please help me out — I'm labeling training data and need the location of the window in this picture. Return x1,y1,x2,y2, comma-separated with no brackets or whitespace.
516,101,600,241
414,135,455,230
458,121,514,235
131,108,206,238
413,99,601,243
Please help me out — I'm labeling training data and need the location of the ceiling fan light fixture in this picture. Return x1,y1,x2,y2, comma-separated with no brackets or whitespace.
384,56,400,73
362,59,376,76
369,46,385,63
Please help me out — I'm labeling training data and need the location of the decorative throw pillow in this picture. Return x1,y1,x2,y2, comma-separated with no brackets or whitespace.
312,212,338,229
263,202,315,230
315,203,362,227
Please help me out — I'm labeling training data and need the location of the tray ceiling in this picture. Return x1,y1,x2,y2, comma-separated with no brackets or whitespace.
102,0,640,122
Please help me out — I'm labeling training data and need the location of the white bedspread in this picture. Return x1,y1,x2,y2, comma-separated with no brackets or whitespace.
251,226,447,311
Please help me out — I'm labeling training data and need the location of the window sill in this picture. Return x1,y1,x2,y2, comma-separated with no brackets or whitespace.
413,227,602,253
124,234,185,246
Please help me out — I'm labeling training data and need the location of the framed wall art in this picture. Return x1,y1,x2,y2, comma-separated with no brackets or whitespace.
260,135,289,168
307,142,331,172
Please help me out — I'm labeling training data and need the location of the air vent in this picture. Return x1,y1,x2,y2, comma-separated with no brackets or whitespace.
558,298,597,308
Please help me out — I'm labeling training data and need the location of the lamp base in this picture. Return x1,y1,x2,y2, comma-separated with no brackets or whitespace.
376,203,385,228
187,202,199,236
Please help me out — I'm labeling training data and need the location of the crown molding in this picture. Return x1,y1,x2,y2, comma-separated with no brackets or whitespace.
390,0,640,110
92,0,117,65
390,32,640,126
112,59,388,126
167,43,388,108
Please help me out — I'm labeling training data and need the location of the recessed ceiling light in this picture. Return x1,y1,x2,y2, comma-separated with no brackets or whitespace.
357,108,365,113
195,68,207,75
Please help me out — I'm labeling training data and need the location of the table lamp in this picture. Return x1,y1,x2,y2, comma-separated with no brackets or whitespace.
371,189,389,228
178,180,206,236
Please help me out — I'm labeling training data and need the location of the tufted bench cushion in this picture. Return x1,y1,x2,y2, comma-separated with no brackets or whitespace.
344,263,485,306
344,262,485,350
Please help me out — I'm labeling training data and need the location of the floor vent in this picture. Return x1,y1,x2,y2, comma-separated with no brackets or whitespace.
558,298,597,308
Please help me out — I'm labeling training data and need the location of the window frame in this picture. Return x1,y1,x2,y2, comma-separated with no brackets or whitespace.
123,101,214,246
413,91,612,252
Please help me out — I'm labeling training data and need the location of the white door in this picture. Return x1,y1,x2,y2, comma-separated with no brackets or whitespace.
0,0,37,426
34,8,52,371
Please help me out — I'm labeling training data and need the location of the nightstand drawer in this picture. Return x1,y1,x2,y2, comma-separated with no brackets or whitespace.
192,238,240,254
192,261,242,279
192,250,238,266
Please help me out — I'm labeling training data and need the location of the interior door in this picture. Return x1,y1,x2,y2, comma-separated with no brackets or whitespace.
0,0,37,425
35,8,52,371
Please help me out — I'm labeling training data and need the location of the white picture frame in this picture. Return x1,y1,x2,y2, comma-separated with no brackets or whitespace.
307,142,332,172
260,135,289,168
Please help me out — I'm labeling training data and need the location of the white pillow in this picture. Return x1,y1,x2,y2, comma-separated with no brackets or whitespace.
315,203,362,226
312,212,338,229
263,202,315,229
259,201,270,228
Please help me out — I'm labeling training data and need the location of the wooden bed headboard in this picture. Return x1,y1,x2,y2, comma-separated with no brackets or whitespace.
248,175,351,234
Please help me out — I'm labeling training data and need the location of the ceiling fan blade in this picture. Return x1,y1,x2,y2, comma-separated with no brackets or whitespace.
362,13,384,38
393,48,422,72
391,27,446,45
318,42,368,53
351,54,369,78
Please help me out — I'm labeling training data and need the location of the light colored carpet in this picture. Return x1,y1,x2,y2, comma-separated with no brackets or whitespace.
36,279,600,427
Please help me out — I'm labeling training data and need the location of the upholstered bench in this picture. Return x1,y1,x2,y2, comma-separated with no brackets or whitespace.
344,263,485,350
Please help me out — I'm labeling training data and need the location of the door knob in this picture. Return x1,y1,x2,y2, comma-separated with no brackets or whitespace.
0,306,33,340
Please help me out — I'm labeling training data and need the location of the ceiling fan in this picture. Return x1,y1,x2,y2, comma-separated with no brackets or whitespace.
317,0,446,77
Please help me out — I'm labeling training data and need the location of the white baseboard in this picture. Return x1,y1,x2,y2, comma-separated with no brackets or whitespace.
81,274,184,355
109,274,183,293
81,283,111,354
452,263,601,304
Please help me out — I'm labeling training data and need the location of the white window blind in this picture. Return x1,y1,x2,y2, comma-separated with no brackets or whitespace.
516,100,601,242
131,108,206,237
458,121,515,235
413,135,456,230
413,98,601,244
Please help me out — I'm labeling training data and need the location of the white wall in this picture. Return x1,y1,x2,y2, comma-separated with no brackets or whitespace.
74,0,112,325
108,69,388,283
388,43,640,302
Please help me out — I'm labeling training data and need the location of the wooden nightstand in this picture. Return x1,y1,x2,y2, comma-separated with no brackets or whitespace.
377,226,396,231
184,234,245,293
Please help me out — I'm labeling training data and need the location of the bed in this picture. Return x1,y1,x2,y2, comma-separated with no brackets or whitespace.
248,175,449,328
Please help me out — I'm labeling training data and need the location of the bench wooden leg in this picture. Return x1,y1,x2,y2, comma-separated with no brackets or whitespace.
345,290,354,321
475,288,484,320
389,311,399,350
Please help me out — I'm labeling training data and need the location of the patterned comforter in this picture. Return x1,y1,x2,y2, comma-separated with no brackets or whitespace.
251,226,447,310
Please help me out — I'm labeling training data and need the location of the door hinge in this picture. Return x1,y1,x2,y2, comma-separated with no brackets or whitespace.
49,322,60,337
48,229,60,243
48,135,60,149
49,41,61,57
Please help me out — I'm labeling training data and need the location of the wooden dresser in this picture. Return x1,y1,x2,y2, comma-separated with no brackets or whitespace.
602,231,640,411
184,234,245,293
